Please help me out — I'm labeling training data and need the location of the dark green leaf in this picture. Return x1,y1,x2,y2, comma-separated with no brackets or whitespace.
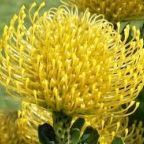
71,118,85,130
129,101,144,125
80,127,99,144
112,137,124,144
38,123,56,144
71,128,81,144
137,88,144,102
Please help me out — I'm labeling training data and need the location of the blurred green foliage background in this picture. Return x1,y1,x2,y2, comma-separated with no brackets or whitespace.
0,0,60,109
0,0,60,33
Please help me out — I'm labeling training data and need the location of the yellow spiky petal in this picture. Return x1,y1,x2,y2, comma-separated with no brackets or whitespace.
64,0,144,21
0,3,144,118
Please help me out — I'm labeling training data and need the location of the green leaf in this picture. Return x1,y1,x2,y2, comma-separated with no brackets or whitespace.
71,118,85,130
80,127,99,144
71,128,81,144
38,123,56,144
70,118,85,144
112,137,124,144
137,88,144,102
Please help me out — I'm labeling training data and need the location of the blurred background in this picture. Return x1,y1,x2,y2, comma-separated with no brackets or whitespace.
0,0,60,34
0,0,60,109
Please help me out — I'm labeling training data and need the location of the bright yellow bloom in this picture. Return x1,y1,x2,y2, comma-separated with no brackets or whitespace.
0,111,23,144
64,0,144,21
17,102,53,143
0,3,144,118
0,102,53,144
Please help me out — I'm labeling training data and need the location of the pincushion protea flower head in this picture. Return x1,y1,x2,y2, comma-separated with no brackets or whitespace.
17,102,53,143
64,0,144,21
0,111,24,144
0,2,144,118
0,102,53,144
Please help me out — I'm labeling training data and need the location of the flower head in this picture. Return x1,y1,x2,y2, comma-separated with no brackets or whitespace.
64,0,144,21
0,3,144,118
0,102,53,144
0,111,23,144
17,102,53,143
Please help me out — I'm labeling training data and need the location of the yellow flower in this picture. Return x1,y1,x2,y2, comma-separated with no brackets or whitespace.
64,0,144,21
0,2,144,118
0,111,23,144
17,102,53,143
0,102,53,144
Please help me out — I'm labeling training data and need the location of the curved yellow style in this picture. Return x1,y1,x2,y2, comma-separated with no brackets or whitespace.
124,121,144,143
87,116,144,143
